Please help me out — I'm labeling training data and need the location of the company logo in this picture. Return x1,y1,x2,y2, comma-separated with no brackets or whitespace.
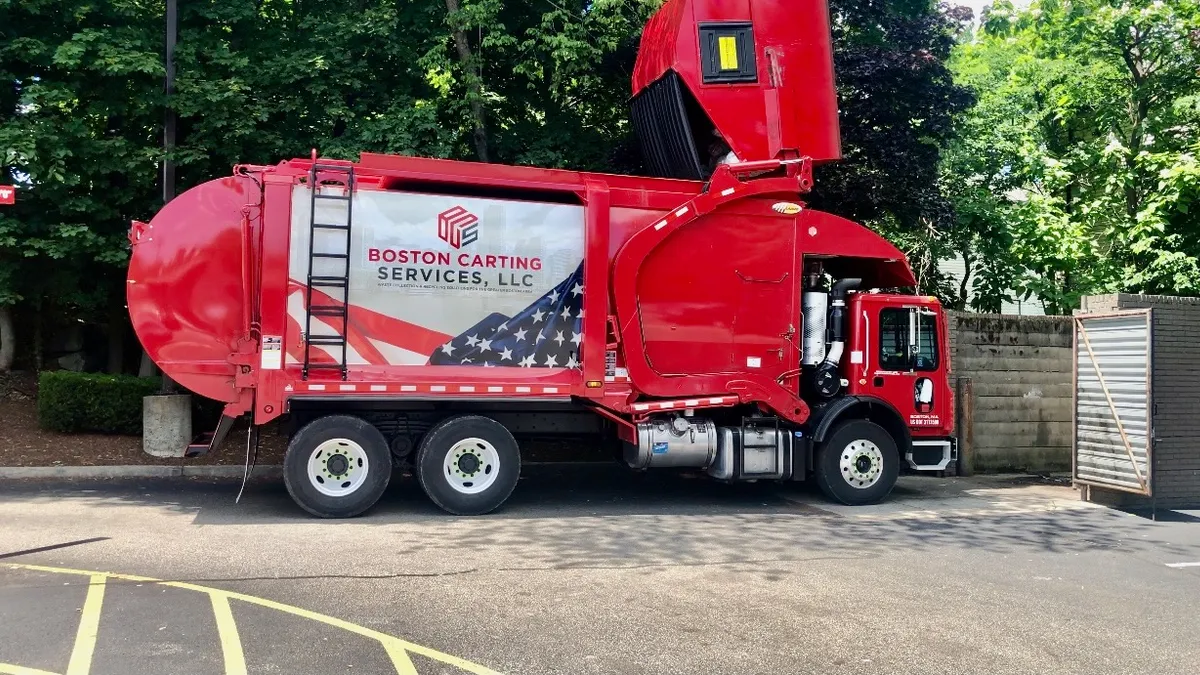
438,206,479,249
0,185,14,205
772,202,802,215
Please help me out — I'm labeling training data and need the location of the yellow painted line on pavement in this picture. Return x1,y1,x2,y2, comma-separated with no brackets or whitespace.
6,563,502,675
0,664,64,675
166,580,495,674
209,593,248,675
65,575,106,675
383,641,421,675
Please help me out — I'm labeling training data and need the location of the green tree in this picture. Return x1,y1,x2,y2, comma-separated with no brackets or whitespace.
415,0,658,171
801,0,978,301
945,0,1200,313
0,0,164,371
165,0,655,179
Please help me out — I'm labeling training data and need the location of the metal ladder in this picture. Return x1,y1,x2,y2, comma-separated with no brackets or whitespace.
302,163,355,380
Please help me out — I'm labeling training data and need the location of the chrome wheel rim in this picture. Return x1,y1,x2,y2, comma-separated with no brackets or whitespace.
840,440,883,489
307,438,369,497
443,438,500,495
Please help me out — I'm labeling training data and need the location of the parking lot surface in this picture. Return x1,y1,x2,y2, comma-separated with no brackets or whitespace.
2,464,1199,675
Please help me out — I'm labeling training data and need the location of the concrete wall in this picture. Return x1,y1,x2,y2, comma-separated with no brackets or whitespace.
947,311,1074,473
1077,294,1200,510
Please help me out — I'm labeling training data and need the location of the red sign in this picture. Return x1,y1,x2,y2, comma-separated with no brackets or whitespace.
0,186,13,205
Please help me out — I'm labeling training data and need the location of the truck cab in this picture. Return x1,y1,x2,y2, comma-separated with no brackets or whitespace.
847,294,952,430
847,293,956,468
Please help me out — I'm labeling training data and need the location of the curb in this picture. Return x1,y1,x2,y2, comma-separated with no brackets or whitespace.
185,465,284,480
0,465,284,480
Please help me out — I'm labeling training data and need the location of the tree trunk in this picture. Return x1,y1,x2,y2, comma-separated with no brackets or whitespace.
139,350,159,378
1064,126,1075,215
139,351,179,393
445,0,490,162
160,372,180,394
0,305,14,373
33,307,43,371
955,251,973,311
107,303,125,374
1124,102,1148,219
1120,42,1149,220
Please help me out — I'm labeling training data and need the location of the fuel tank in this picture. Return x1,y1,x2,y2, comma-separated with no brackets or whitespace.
126,175,257,403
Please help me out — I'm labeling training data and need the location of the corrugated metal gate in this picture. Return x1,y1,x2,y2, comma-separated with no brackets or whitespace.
1073,310,1153,495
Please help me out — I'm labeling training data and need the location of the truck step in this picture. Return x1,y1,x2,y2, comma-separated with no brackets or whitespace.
312,222,350,230
305,363,347,371
312,252,349,259
309,276,348,287
184,439,213,458
183,415,237,458
309,305,347,317
313,193,352,202
307,334,347,346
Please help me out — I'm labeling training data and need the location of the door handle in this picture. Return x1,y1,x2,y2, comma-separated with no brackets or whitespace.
735,270,789,284
873,376,884,387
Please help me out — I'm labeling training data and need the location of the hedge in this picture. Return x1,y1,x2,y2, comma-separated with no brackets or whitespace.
37,371,163,435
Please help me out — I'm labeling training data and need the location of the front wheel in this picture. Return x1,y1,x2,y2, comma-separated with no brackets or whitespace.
814,419,899,506
415,415,521,516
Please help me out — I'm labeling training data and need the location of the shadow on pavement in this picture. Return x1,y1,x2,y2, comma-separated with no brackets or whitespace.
2,464,1195,578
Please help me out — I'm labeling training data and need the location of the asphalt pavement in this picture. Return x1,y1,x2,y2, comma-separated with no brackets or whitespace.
1,464,1199,675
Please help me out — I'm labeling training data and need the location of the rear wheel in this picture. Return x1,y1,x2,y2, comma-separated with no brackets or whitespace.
283,415,392,518
415,415,521,516
814,419,899,505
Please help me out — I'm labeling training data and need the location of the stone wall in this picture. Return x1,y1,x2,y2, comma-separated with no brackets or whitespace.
947,311,1075,473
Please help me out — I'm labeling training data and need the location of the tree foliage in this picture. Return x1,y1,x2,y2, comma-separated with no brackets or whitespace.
1,0,160,309
815,1,975,224
946,0,1200,313
0,0,984,370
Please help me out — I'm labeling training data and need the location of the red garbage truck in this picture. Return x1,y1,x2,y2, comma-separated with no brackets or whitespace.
127,0,956,518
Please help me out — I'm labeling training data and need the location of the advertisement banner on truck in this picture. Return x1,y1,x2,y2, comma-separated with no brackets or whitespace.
288,187,585,369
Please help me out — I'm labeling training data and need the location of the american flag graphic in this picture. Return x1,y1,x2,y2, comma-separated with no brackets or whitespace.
427,263,584,369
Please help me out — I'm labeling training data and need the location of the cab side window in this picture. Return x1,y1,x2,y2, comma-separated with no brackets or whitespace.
879,307,938,371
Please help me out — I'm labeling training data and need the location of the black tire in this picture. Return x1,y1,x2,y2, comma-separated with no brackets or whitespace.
283,415,392,518
814,419,899,506
415,415,521,516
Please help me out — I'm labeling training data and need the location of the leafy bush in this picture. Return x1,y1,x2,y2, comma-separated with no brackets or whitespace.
37,371,162,435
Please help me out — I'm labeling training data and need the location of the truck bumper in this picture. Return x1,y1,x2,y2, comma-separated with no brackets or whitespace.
907,437,957,472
